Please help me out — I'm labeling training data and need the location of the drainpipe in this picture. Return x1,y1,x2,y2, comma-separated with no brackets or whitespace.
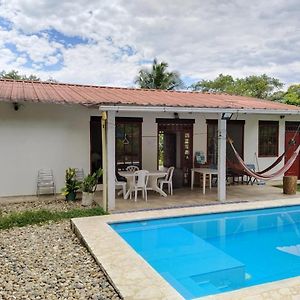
101,111,108,212
218,114,227,202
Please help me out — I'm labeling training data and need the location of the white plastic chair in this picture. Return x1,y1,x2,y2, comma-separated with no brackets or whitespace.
37,169,56,198
159,166,175,195
129,170,149,202
126,165,139,172
115,178,126,199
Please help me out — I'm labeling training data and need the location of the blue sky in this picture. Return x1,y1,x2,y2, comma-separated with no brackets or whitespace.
0,0,299,87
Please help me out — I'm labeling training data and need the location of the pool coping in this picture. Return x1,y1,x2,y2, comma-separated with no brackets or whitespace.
71,197,300,300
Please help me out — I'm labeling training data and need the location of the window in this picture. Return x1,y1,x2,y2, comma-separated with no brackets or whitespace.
207,121,218,165
116,118,142,170
258,121,279,157
206,120,245,165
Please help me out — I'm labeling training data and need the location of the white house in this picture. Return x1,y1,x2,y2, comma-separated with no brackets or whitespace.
0,79,299,210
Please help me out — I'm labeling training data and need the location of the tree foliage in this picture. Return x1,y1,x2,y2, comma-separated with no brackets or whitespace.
192,74,283,99
0,70,40,81
270,84,300,106
135,59,183,90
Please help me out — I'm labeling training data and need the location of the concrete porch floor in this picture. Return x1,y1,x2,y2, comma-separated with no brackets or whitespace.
108,182,300,213
1,182,299,213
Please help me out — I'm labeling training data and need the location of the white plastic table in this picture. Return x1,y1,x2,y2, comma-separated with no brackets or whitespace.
191,168,218,194
119,170,167,199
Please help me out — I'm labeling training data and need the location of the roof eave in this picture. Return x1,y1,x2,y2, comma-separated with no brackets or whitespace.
98,105,300,115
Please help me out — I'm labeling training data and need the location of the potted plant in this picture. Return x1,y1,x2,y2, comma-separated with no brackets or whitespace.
81,169,102,206
61,168,81,201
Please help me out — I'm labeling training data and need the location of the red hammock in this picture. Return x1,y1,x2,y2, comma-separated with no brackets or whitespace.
257,152,285,174
228,139,300,181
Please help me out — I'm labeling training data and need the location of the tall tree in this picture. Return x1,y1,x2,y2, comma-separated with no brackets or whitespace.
270,84,300,106
283,84,300,106
135,59,183,90
0,70,40,81
192,74,283,99
191,74,235,94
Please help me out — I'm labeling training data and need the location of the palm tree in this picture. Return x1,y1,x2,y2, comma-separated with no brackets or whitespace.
135,59,183,90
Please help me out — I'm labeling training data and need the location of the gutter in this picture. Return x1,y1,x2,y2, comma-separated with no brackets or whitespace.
98,105,300,115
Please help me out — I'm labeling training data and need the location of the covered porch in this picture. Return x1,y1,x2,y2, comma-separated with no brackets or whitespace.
98,103,300,212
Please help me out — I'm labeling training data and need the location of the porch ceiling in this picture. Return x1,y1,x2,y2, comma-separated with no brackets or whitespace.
98,104,300,115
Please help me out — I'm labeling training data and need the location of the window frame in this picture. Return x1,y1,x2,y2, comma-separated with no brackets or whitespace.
206,120,218,165
206,119,245,164
258,121,279,157
115,117,143,170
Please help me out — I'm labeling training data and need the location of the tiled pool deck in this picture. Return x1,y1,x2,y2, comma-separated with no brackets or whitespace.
72,197,300,300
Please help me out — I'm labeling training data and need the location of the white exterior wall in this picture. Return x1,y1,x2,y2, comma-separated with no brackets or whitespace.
0,102,100,197
117,111,299,176
227,114,296,173
114,111,209,171
0,101,298,197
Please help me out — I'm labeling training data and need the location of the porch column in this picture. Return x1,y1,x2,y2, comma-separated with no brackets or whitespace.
101,110,116,211
218,114,227,202
101,112,108,211
107,111,116,210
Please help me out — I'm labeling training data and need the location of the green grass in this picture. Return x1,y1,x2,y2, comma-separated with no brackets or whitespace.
273,184,300,192
0,207,107,230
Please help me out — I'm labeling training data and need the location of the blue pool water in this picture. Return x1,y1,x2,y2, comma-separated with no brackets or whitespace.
111,206,300,299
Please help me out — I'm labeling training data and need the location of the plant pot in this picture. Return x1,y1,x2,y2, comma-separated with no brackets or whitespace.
82,192,94,206
65,191,77,201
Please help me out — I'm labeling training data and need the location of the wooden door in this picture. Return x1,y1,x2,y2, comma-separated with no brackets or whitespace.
227,122,244,161
285,122,300,179
163,133,177,167
90,117,102,182
181,129,193,186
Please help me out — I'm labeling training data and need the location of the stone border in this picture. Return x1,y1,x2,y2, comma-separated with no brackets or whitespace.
71,197,300,300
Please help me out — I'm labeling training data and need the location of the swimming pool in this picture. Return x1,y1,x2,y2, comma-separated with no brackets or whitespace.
111,205,300,299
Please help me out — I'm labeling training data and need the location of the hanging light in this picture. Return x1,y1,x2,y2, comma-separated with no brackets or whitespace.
221,112,233,120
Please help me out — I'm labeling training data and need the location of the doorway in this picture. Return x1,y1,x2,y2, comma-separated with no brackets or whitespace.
157,119,194,186
90,116,102,181
285,122,300,179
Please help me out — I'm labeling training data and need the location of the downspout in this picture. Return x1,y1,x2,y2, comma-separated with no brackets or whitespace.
101,111,108,212
217,114,227,202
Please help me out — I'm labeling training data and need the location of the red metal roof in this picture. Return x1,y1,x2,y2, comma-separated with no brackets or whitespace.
0,79,299,111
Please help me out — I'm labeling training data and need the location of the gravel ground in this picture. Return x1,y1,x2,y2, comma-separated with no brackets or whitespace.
0,221,121,300
0,195,101,216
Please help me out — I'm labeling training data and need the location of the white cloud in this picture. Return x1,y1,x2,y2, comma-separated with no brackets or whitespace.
0,0,299,86
0,47,16,65
14,55,27,66
55,42,141,86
